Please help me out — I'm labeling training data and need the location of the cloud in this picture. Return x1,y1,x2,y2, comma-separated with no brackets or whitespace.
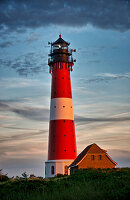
0,100,49,121
0,0,130,36
0,140,48,176
75,114,130,125
81,73,130,84
108,149,130,167
0,101,10,109
0,41,13,48
26,32,40,43
0,77,46,88
0,130,47,143
12,107,49,121
0,52,48,76
1,100,129,124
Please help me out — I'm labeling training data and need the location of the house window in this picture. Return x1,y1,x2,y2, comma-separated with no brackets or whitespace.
91,155,95,160
64,165,68,175
51,166,54,175
99,155,102,160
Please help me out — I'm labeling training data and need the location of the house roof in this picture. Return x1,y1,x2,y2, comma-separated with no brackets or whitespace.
69,143,117,168
69,144,93,168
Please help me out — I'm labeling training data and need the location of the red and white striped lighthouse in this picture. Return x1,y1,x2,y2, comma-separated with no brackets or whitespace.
45,35,77,178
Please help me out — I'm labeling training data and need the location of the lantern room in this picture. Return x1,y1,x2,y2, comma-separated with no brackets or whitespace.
48,34,76,65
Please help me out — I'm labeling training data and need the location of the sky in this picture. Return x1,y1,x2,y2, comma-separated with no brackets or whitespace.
0,0,130,177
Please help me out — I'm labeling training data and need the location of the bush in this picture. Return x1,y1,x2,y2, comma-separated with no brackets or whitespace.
0,168,130,200
55,173,66,178
0,175,9,182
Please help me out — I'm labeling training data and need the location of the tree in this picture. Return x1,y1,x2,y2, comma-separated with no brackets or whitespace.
0,169,9,182
21,172,28,179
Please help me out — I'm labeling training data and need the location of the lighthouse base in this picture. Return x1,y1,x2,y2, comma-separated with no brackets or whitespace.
45,160,74,178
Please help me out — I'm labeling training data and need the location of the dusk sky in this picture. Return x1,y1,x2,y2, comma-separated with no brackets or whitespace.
0,0,130,177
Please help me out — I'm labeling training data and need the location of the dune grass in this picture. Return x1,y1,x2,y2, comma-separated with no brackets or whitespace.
0,168,130,200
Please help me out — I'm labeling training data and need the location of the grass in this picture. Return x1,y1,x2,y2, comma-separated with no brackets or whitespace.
0,168,130,200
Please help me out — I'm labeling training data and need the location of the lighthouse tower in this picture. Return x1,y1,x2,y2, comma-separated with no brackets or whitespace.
45,35,77,178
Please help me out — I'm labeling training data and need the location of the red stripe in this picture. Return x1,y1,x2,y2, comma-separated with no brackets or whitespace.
51,63,72,99
48,120,77,160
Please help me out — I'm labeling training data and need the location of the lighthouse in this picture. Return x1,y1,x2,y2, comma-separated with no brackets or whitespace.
45,35,77,178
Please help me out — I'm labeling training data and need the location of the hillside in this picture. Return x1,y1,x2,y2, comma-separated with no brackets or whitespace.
0,168,130,200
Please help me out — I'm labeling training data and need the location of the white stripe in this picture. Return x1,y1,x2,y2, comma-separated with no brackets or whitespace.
50,98,74,120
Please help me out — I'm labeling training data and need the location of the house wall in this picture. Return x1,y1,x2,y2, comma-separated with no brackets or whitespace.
78,154,115,169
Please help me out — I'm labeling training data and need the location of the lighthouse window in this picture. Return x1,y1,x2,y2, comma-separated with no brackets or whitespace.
54,106,56,108
64,120,65,122
63,91,64,93
51,166,54,175
62,77,64,79
64,149,66,152
63,106,65,108
71,106,72,108
72,121,73,123
64,134,66,137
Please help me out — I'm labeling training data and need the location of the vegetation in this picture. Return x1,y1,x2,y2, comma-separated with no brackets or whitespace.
0,169,9,182
0,168,130,200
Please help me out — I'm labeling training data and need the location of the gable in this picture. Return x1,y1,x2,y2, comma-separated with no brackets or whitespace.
87,143,106,154
78,153,116,169
69,143,117,168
